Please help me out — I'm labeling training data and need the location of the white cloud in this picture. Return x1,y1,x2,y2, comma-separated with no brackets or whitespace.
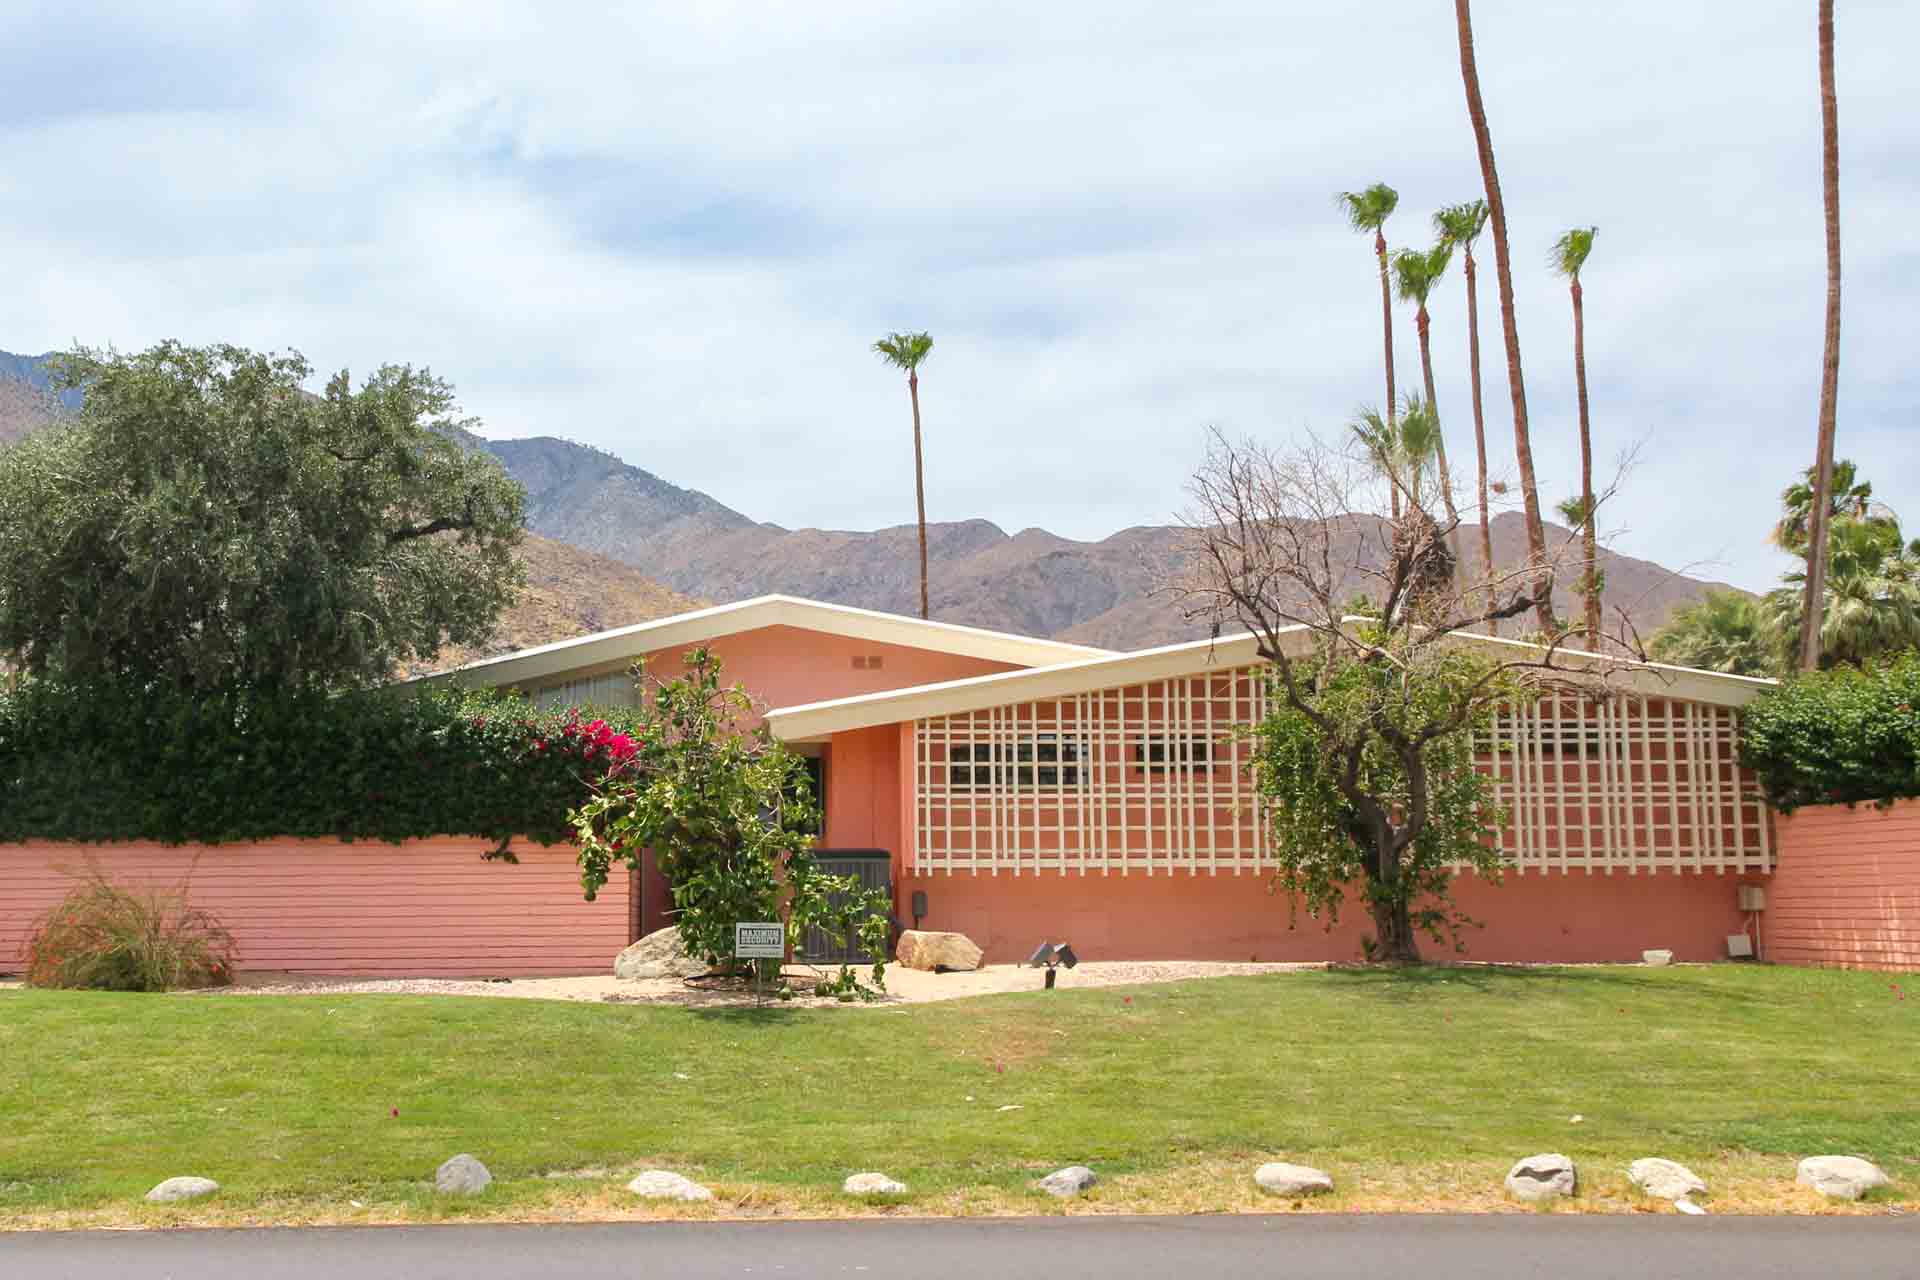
0,0,1913,593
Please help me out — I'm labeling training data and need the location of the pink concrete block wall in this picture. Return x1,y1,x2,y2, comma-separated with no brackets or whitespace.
898,866,1760,964
0,838,627,978
1768,800,1920,971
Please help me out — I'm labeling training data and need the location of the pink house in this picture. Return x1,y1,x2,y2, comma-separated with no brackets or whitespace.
12,594,1902,975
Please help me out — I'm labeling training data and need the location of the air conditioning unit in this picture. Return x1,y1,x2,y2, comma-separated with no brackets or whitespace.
1737,884,1766,912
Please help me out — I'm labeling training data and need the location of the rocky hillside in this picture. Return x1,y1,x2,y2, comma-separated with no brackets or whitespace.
467,434,1741,649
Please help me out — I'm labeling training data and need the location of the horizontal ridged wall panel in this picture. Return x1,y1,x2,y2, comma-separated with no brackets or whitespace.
1768,802,1920,971
0,838,627,978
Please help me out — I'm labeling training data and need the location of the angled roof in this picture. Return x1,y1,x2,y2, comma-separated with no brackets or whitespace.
765,625,1777,741
413,594,1115,690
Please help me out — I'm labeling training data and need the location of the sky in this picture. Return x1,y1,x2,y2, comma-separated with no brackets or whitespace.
2,1,1913,593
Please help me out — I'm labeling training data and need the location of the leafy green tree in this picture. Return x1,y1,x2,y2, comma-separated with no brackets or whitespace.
1550,226,1603,646
873,332,935,620
1647,590,1777,677
0,342,525,688
1183,432,1560,963
1739,651,1920,811
1338,183,1402,515
572,648,889,992
1434,199,1498,625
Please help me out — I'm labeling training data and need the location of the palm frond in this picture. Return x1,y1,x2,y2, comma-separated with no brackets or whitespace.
1432,200,1488,249
872,331,934,372
1549,226,1597,279
1335,182,1399,234
1391,243,1453,304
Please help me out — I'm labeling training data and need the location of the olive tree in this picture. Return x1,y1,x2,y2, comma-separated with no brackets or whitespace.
0,342,525,688
1177,428,1627,962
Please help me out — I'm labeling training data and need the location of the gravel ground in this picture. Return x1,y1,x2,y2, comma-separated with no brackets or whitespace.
128,960,1324,1008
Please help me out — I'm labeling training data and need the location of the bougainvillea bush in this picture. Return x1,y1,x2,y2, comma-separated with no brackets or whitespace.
0,678,644,846
573,647,890,992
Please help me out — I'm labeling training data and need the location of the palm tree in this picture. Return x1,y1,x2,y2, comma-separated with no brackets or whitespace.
1765,521,1920,670
1352,396,1441,514
1799,0,1843,671
1551,226,1601,646
873,331,935,619
1338,183,1401,515
1434,199,1496,627
1648,590,1777,678
1452,0,1553,637
1774,458,1879,555
1391,243,1460,532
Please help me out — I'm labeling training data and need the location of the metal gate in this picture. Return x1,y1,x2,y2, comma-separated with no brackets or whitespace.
800,850,893,964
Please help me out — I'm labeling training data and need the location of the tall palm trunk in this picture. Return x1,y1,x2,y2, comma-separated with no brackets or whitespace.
1570,279,1600,645
1799,0,1842,671
1463,245,1497,630
1414,305,1460,529
1454,0,1553,636
1376,230,1401,521
909,367,929,620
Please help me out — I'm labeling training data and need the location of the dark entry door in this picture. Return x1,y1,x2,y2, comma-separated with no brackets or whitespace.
800,850,892,963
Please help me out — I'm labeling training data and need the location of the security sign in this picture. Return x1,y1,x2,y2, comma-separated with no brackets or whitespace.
734,922,786,959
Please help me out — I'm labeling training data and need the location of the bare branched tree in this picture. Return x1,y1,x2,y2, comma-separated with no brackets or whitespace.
1172,429,1643,961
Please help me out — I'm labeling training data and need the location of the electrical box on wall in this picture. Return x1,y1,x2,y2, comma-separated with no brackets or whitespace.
1737,884,1766,912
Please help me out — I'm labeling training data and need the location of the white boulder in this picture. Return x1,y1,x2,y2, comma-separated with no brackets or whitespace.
435,1153,493,1195
627,1170,714,1202
1505,1153,1577,1202
1797,1156,1890,1201
843,1172,907,1196
145,1176,219,1204
1038,1166,1099,1199
614,927,709,980
895,930,984,972
1628,1157,1706,1201
1254,1162,1333,1197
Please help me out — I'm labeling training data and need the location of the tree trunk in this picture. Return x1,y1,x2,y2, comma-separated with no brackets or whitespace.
909,368,930,621
1464,247,1497,632
1454,0,1553,636
1571,279,1601,647
1416,306,1462,594
1377,230,1401,522
1800,0,1842,671
1367,890,1422,964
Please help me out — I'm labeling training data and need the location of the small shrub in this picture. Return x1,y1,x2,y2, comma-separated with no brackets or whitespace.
25,865,236,991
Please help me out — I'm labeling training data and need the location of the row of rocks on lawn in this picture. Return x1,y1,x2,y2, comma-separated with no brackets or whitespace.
140,1151,1894,1208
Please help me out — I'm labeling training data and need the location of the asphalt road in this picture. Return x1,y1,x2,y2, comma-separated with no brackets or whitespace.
3,1214,1915,1280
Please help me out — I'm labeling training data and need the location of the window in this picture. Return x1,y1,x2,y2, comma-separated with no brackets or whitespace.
1135,735,1216,774
948,735,1082,788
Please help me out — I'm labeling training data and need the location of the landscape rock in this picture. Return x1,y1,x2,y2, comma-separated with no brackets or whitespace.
1641,949,1674,966
1796,1156,1890,1201
843,1172,907,1196
614,927,709,980
1505,1153,1577,1202
435,1153,493,1195
627,1170,714,1202
1628,1157,1706,1201
895,930,984,972
1038,1166,1099,1199
145,1176,219,1204
1254,1162,1334,1197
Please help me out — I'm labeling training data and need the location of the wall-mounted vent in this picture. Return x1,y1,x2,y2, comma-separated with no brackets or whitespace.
851,655,884,670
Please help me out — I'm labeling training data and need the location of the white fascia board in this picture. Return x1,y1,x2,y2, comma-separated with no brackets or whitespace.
407,594,1115,691
765,625,1775,741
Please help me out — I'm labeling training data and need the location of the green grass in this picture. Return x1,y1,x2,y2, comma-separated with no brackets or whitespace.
1,964,1914,1222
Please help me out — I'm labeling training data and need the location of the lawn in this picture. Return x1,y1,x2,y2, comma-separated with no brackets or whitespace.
1,964,1914,1226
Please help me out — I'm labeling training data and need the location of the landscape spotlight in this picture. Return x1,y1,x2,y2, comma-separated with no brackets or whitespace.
1027,940,1077,989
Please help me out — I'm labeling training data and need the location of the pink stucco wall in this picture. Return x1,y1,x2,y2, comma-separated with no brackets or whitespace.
638,625,1020,729
1768,800,1920,970
897,866,1760,964
0,839,626,978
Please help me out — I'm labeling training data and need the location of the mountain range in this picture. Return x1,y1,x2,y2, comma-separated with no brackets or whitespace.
4,350,1739,664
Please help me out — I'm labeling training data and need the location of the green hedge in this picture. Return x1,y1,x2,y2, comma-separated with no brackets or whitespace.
0,678,642,846
1738,652,1920,812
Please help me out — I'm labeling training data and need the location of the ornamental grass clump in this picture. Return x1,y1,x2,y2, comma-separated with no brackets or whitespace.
25,865,235,991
